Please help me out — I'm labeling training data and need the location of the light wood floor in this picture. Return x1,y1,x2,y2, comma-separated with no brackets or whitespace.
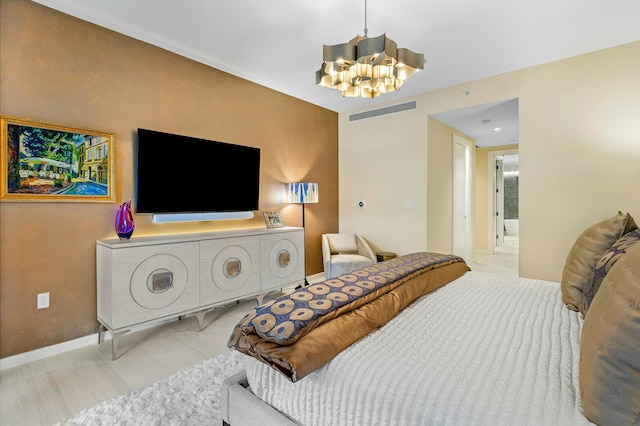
1,245,518,426
0,298,260,426
469,236,519,276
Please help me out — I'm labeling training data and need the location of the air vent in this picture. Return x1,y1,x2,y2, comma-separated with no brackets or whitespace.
349,101,417,122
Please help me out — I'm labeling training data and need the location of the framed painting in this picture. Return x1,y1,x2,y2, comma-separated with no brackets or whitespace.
1,115,115,202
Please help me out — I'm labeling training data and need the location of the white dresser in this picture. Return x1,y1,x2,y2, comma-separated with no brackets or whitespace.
96,226,305,358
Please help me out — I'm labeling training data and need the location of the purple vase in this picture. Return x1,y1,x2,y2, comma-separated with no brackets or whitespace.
115,198,134,239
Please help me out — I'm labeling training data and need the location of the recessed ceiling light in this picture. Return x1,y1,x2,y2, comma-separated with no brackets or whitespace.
494,127,501,131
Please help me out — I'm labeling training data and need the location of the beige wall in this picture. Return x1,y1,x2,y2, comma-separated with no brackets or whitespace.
339,41,640,282
0,0,338,358
338,107,429,255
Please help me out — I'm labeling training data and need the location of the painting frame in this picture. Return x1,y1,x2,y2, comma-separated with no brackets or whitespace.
263,211,284,228
1,115,116,203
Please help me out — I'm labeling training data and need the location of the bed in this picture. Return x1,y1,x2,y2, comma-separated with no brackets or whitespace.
222,212,640,426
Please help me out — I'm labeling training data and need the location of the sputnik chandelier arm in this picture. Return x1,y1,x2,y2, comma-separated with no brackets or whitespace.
316,0,425,99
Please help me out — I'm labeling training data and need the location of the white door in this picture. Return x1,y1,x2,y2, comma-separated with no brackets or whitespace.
452,135,471,262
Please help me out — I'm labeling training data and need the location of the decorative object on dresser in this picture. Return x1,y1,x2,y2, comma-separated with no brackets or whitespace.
262,211,283,228
114,197,135,239
96,227,305,360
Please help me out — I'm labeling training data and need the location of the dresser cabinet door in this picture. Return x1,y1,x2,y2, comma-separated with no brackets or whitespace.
105,242,199,329
261,231,305,290
199,236,261,305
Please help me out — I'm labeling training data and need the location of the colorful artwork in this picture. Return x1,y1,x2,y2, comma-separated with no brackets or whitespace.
1,115,115,202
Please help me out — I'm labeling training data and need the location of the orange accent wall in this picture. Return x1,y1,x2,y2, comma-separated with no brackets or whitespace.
0,0,338,358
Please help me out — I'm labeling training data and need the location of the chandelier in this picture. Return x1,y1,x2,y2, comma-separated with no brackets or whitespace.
315,0,425,99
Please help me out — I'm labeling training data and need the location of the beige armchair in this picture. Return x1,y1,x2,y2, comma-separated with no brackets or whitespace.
322,233,377,279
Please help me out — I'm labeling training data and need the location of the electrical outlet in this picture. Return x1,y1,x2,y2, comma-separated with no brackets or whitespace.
37,292,50,309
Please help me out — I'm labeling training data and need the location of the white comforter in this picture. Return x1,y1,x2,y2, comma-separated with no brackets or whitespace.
244,271,593,425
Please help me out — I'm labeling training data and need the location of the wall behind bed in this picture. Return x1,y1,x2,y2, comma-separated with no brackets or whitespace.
338,41,640,283
0,0,338,358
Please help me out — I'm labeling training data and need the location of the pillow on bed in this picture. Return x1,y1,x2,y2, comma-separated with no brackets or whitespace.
579,242,640,426
561,212,637,311
580,228,640,315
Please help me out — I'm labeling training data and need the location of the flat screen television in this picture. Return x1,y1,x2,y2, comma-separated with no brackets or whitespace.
136,129,260,218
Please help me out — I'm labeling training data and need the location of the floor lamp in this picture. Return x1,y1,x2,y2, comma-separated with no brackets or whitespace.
287,182,319,229
288,182,318,286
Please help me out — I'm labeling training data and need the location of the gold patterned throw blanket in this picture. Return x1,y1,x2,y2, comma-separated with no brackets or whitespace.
227,252,470,382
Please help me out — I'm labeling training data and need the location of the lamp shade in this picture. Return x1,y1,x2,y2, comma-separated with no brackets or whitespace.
288,182,318,204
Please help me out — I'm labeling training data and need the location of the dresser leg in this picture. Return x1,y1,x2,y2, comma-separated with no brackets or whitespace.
111,329,130,360
193,310,207,331
98,324,107,343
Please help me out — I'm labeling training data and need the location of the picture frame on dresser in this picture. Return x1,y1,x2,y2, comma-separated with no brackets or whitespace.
263,211,284,228
0,115,115,202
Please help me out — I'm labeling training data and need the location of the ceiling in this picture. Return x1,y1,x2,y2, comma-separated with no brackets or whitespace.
32,0,640,144
431,98,519,148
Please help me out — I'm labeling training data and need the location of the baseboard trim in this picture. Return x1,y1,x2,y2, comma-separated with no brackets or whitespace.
0,317,178,371
0,333,100,371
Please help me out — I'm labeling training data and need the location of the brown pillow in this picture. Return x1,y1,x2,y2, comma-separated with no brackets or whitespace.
579,242,640,425
561,212,637,311
580,228,640,315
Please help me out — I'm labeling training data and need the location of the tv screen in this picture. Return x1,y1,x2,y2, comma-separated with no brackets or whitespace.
136,129,260,214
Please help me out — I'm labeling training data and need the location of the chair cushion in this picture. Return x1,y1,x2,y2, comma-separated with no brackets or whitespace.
329,254,374,278
579,241,640,426
327,234,358,254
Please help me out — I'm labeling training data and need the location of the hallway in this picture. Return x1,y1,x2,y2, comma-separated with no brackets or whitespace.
470,236,519,276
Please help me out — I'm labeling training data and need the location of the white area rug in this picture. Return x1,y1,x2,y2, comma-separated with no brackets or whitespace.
59,350,245,426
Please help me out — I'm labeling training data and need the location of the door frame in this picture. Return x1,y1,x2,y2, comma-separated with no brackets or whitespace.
487,148,518,254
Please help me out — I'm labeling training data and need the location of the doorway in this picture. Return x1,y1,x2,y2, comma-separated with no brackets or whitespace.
430,98,519,274
489,149,519,255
